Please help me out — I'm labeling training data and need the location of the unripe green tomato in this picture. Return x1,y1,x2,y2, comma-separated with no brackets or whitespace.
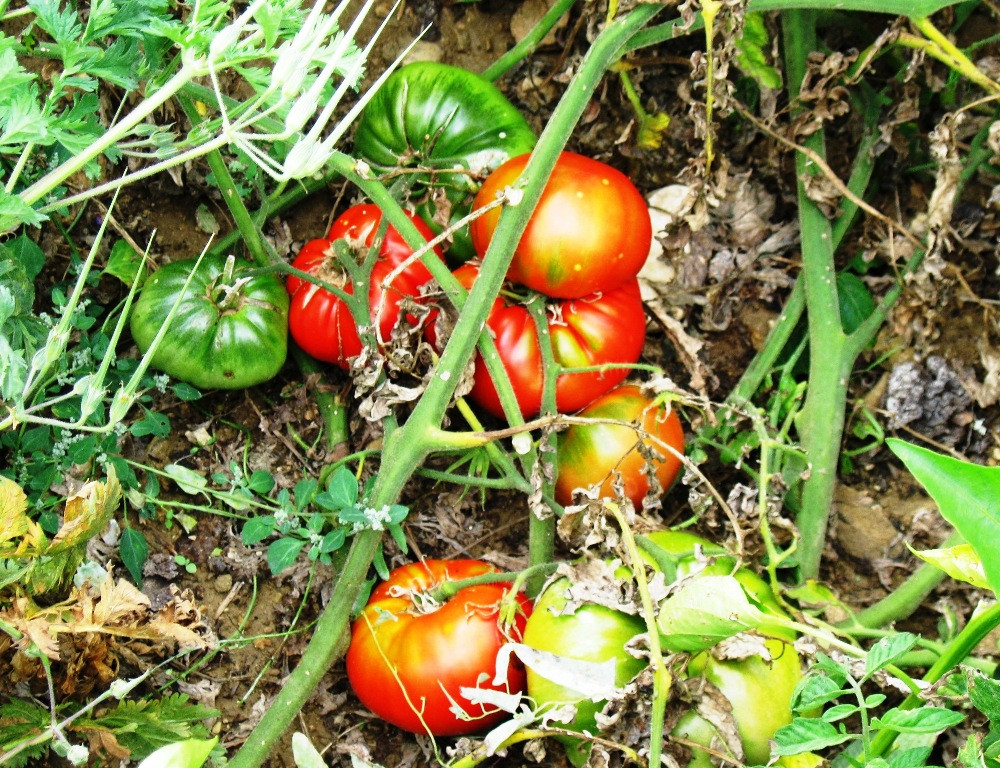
522,576,646,766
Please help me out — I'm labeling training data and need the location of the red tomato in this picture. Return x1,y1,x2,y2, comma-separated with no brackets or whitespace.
430,263,646,419
327,203,442,285
554,384,684,507
470,152,652,299
286,238,425,368
345,559,532,736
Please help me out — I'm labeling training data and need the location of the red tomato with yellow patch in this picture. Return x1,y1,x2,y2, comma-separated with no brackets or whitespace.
345,559,532,736
470,152,652,299
554,384,684,507
429,263,646,419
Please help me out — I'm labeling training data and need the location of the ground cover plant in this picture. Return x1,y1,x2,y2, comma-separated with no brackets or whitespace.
3,0,1000,766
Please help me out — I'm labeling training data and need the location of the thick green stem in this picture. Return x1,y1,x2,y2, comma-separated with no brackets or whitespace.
783,9,848,581
225,8,664,765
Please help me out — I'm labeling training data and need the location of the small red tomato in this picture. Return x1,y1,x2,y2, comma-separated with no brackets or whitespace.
429,263,646,419
286,238,424,368
346,559,532,736
327,203,442,286
555,384,684,507
470,152,652,299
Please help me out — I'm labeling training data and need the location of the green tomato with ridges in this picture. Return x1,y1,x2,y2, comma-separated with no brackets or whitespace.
353,61,536,260
130,254,288,390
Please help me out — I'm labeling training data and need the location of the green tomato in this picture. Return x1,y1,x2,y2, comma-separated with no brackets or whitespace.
522,576,646,766
353,61,536,260
642,531,802,765
130,254,288,389
525,531,805,767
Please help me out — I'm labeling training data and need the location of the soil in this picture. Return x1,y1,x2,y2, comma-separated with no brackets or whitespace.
9,1,1000,766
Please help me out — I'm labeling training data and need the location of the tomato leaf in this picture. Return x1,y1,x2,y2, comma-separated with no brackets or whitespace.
863,632,919,680
969,672,1000,720
267,537,305,575
773,718,853,754
871,706,965,734
887,438,1000,596
656,575,768,652
119,526,148,586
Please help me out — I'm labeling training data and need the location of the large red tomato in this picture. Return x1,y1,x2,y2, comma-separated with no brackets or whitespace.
431,263,646,419
286,240,424,367
327,203,441,285
286,205,443,367
470,152,652,299
554,384,684,507
345,559,532,736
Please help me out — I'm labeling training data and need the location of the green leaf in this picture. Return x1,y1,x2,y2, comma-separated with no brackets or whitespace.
0,189,46,230
120,526,148,585
656,575,768,652
872,706,965,734
969,672,1000,721
247,471,275,494
837,272,876,335
135,737,217,768
130,409,171,438
887,439,1000,597
291,732,328,768
747,0,963,16
325,466,358,508
162,464,208,495
293,478,318,510
958,734,989,768
103,239,146,286
910,543,988,590
889,746,934,768
822,703,860,722
170,382,201,401
864,632,919,679
267,537,305,574
241,515,276,545
320,528,345,553
792,673,850,713
773,718,854,754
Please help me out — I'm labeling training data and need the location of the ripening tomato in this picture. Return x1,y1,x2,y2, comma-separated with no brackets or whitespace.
470,152,653,299
286,239,424,367
555,385,684,507
326,203,441,286
429,263,646,419
286,205,442,367
345,559,532,736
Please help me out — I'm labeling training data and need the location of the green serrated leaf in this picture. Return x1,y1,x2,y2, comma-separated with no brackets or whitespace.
872,706,965,734
241,515,276,545
887,439,1000,597
773,717,854,755
969,672,1000,721
267,537,305,574
120,526,148,585
103,239,146,286
864,632,919,679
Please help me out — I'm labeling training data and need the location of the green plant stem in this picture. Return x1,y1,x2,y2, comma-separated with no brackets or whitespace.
225,8,664,766
782,9,847,581
842,530,962,629
481,0,579,82
291,348,349,455
177,94,278,268
866,601,1000,760
427,562,560,602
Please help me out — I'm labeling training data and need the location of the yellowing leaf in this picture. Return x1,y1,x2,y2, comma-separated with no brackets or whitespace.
910,542,989,590
51,465,121,553
0,475,45,555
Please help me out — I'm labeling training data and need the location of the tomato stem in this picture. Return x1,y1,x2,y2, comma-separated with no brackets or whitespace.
424,562,559,604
